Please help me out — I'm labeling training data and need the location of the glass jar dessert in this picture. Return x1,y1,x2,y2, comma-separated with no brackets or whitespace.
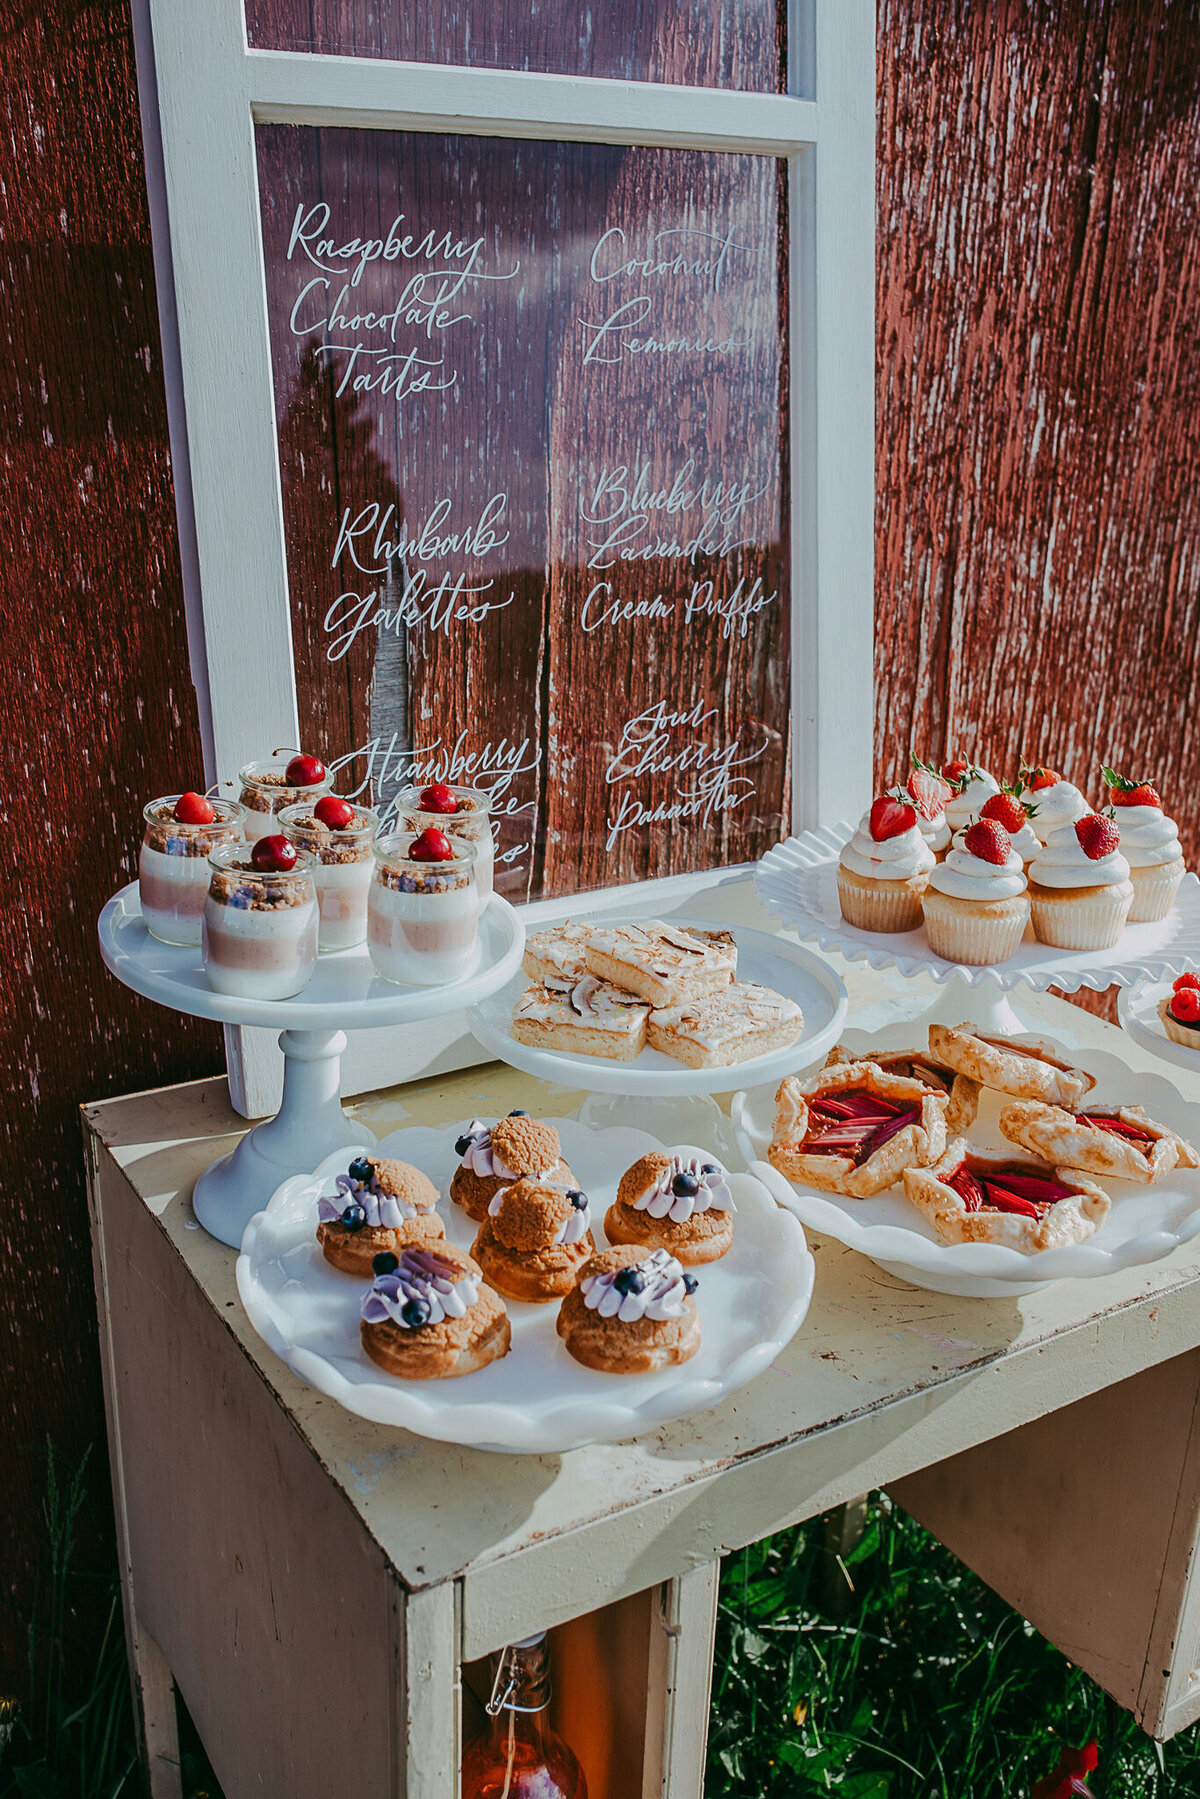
201,840,319,999
278,797,379,953
138,794,243,945
367,830,479,987
237,751,331,842
393,783,495,902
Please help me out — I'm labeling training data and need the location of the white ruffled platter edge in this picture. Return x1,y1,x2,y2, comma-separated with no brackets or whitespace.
755,825,1200,995
731,1042,1200,1297
1119,978,1200,1074
235,1118,814,1453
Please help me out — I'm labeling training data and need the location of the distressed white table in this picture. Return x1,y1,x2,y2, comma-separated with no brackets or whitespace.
85,960,1200,1799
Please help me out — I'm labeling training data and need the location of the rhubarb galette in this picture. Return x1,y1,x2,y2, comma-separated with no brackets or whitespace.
927,1024,1095,1108
825,1041,979,1132
999,1101,1199,1184
903,1142,1109,1253
769,1061,948,1197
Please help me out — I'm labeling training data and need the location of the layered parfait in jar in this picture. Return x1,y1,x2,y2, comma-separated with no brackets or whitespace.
238,750,330,843
202,836,319,999
368,827,478,987
394,783,494,903
139,792,242,945
279,794,378,952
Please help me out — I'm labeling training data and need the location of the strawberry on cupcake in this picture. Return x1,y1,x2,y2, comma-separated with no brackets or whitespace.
837,794,936,933
905,759,955,858
942,758,1001,836
921,817,1031,965
1018,761,1088,845
1027,813,1133,949
978,786,1042,860
1102,766,1186,923
1160,974,1200,1048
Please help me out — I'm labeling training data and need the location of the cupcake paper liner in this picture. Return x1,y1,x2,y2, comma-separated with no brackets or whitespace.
836,865,927,933
920,891,1030,966
1127,858,1186,924
1028,880,1133,950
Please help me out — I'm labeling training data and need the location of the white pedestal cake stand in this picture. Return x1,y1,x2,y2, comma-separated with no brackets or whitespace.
465,918,848,1165
757,825,1200,1036
97,883,525,1247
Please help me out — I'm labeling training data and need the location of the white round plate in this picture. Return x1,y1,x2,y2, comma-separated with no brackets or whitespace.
756,826,1200,995
732,1043,1200,1297
98,882,525,1029
1119,979,1200,1073
465,919,848,1096
236,1119,814,1453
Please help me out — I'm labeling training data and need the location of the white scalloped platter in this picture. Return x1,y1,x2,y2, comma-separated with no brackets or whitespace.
732,1043,1200,1296
1119,979,1200,1075
236,1119,814,1453
756,826,1200,994
466,919,847,1096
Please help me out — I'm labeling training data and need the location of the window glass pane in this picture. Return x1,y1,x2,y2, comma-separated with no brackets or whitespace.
256,127,790,903
246,2,784,92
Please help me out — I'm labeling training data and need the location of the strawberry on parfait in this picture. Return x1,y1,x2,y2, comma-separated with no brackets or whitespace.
1101,764,1185,922
837,792,936,933
394,782,495,902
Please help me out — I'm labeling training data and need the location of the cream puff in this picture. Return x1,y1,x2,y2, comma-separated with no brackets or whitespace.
605,1153,734,1265
556,1245,700,1373
317,1153,443,1276
360,1244,510,1379
471,1177,595,1303
449,1112,576,1222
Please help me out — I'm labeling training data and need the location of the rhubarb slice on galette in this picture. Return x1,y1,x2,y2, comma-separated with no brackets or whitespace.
999,1101,1198,1184
825,1040,979,1132
904,1141,1109,1252
927,1024,1095,1107
769,1061,948,1197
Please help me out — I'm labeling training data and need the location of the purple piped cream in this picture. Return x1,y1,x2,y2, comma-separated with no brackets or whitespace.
318,1169,421,1230
581,1249,692,1322
633,1157,734,1224
361,1247,481,1329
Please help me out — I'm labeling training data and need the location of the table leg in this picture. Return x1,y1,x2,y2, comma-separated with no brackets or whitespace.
392,1583,460,1798
642,1564,720,1799
128,1615,183,1799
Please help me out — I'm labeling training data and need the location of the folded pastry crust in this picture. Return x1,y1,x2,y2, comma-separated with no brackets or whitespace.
928,1024,1095,1107
768,1060,948,1197
903,1140,1109,1253
998,1100,1199,1184
825,1042,979,1132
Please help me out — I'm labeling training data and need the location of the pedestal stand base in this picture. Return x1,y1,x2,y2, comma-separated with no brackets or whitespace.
574,1091,748,1169
193,1029,375,1248
844,972,1079,1042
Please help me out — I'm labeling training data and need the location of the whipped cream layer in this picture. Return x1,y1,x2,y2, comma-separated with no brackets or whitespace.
1020,779,1088,841
929,836,1027,901
362,1248,480,1328
916,814,951,853
944,773,999,832
1114,804,1183,868
1008,821,1042,861
581,1248,691,1322
318,1169,421,1230
1029,821,1131,889
632,1156,734,1223
840,814,935,882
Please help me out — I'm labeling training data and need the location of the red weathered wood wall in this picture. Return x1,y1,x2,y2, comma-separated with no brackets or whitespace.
4,0,1200,1684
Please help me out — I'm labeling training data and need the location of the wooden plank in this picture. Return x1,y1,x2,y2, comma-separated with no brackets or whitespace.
395,1583,459,1798
643,1566,720,1799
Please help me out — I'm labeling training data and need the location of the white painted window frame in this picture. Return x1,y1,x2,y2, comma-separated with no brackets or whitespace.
133,0,874,1113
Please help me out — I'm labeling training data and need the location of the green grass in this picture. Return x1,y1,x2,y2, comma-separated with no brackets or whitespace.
708,1492,1200,1797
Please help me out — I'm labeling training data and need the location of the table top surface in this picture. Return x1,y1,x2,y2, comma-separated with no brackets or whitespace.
85,912,1200,1637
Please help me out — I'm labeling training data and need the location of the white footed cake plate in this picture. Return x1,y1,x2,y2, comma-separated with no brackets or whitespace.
1119,979,1200,1075
732,1039,1200,1297
757,826,1200,1035
236,1118,814,1453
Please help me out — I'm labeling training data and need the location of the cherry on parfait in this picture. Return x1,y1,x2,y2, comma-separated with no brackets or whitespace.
419,782,458,814
285,752,326,787
313,794,354,829
409,826,454,862
250,834,298,873
173,791,215,825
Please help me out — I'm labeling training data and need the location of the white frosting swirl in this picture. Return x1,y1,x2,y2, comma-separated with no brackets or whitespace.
917,814,951,853
581,1248,691,1322
840,814,935,882
929,836,1027,900
1029,820,1131,889
633,1156,734,1223
456,1118,556,1183
1019,779,1088,842
944,773,999,832
361,1248,480,1328
1008,821,1042,861
1113,804,1183,869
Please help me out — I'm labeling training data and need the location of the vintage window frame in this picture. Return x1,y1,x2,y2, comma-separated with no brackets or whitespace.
132,0,875,1111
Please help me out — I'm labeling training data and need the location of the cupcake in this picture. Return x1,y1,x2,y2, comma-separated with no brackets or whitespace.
316,1153,443,1276
1159,975,1200,1048
921,820,1030,965
1018,763,1088,845
942,761,1000,836
976,786,1042,861
837,795,936,932
1102,767,1186,923
1027,815,1133,949
905,759,955,858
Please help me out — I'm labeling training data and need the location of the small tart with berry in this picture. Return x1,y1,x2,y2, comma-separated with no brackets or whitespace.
903,1142,1109,1253
1158,976,1200,1049
316,1154,443,1276
999,1100,1199,1184
927,1025,1096,1108
471,1177,595,1303
605,1153,735,1265
449,1112,576,1222
360,1244,510,1379
825,1041,979,1132
556,1245,700,1373
768,1062,948,1197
